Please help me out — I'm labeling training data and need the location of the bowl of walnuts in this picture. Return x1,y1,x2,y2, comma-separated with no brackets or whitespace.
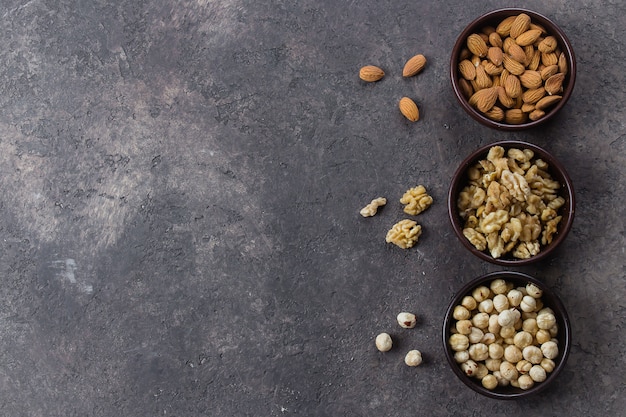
442,271,571,399
450,8,576,130
448,140,575,266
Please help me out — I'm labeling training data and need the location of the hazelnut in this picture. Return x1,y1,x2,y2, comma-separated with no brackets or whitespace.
522,345,544,364
461,360,479,376
482,374,498,390
490,279,509,295
525,283,543,298
529,364,547,382
507,289,523,307
469,343,489,361
472,286,491,302
449,334,470,352
518,374,535,390
454,350,470,363
405,350,423,366
453,305,471,320
541,341,559,359
375,333,393,352
397,312,417,329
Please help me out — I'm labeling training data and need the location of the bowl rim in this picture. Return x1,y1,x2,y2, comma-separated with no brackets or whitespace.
442,270,572,399
450,8,577,130
447,140,575,265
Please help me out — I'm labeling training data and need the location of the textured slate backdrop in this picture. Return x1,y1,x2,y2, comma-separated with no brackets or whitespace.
0,0,624,416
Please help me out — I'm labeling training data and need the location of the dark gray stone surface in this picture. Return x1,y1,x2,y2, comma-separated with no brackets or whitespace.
0,0,624,415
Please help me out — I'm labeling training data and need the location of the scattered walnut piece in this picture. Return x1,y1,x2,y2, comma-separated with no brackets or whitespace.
400,185,433,215
385,219,422,249
359,197,387,217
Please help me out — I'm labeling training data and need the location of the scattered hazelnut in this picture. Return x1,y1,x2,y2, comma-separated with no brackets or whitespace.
397,312,417,329
405,350,423,366
375,333,393,352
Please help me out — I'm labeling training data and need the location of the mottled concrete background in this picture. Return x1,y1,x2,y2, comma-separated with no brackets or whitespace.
0,0,624,416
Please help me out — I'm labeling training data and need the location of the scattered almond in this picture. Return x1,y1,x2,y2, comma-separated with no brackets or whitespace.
359,65,385,82
399,97,420,122
403,54,427,77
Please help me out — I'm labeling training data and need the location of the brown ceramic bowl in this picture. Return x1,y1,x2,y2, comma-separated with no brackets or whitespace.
450,8,576,130
448,140,575,266
443,271,572,399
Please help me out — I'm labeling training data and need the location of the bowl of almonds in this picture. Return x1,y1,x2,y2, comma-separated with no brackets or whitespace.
450,9,576,130
442,271,571,399
447,140,575,265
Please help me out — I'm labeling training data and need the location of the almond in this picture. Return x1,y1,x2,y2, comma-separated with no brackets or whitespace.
545,73,565,95
535,95,562,110
540,64,559,80
541,52,559,66
508,43,527,64
497,86,516,108
522,87,546,104
458,78,474,99
359,65,385,82
519,70,543,89
489,32,503,48
558,52,568,75
496,16,517,37
467,33,489,57
475,65,493,89
510,13,531,39
482,61,503,76
403,54,427,77
529,109,546,121
487,46,504,66
515,29,542,46
484,106,505,122
530,22,548,34
504,74,523,98
399,97,420,122
521,102,536,113
505,108,528,124
469,86,498,113
528,49,541,71
502,54,526,75
458,59,477,80
538,36,558,53
502,37,515,54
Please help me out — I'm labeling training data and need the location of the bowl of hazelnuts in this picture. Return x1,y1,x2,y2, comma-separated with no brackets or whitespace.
442,271,572,399
450,8,576,130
